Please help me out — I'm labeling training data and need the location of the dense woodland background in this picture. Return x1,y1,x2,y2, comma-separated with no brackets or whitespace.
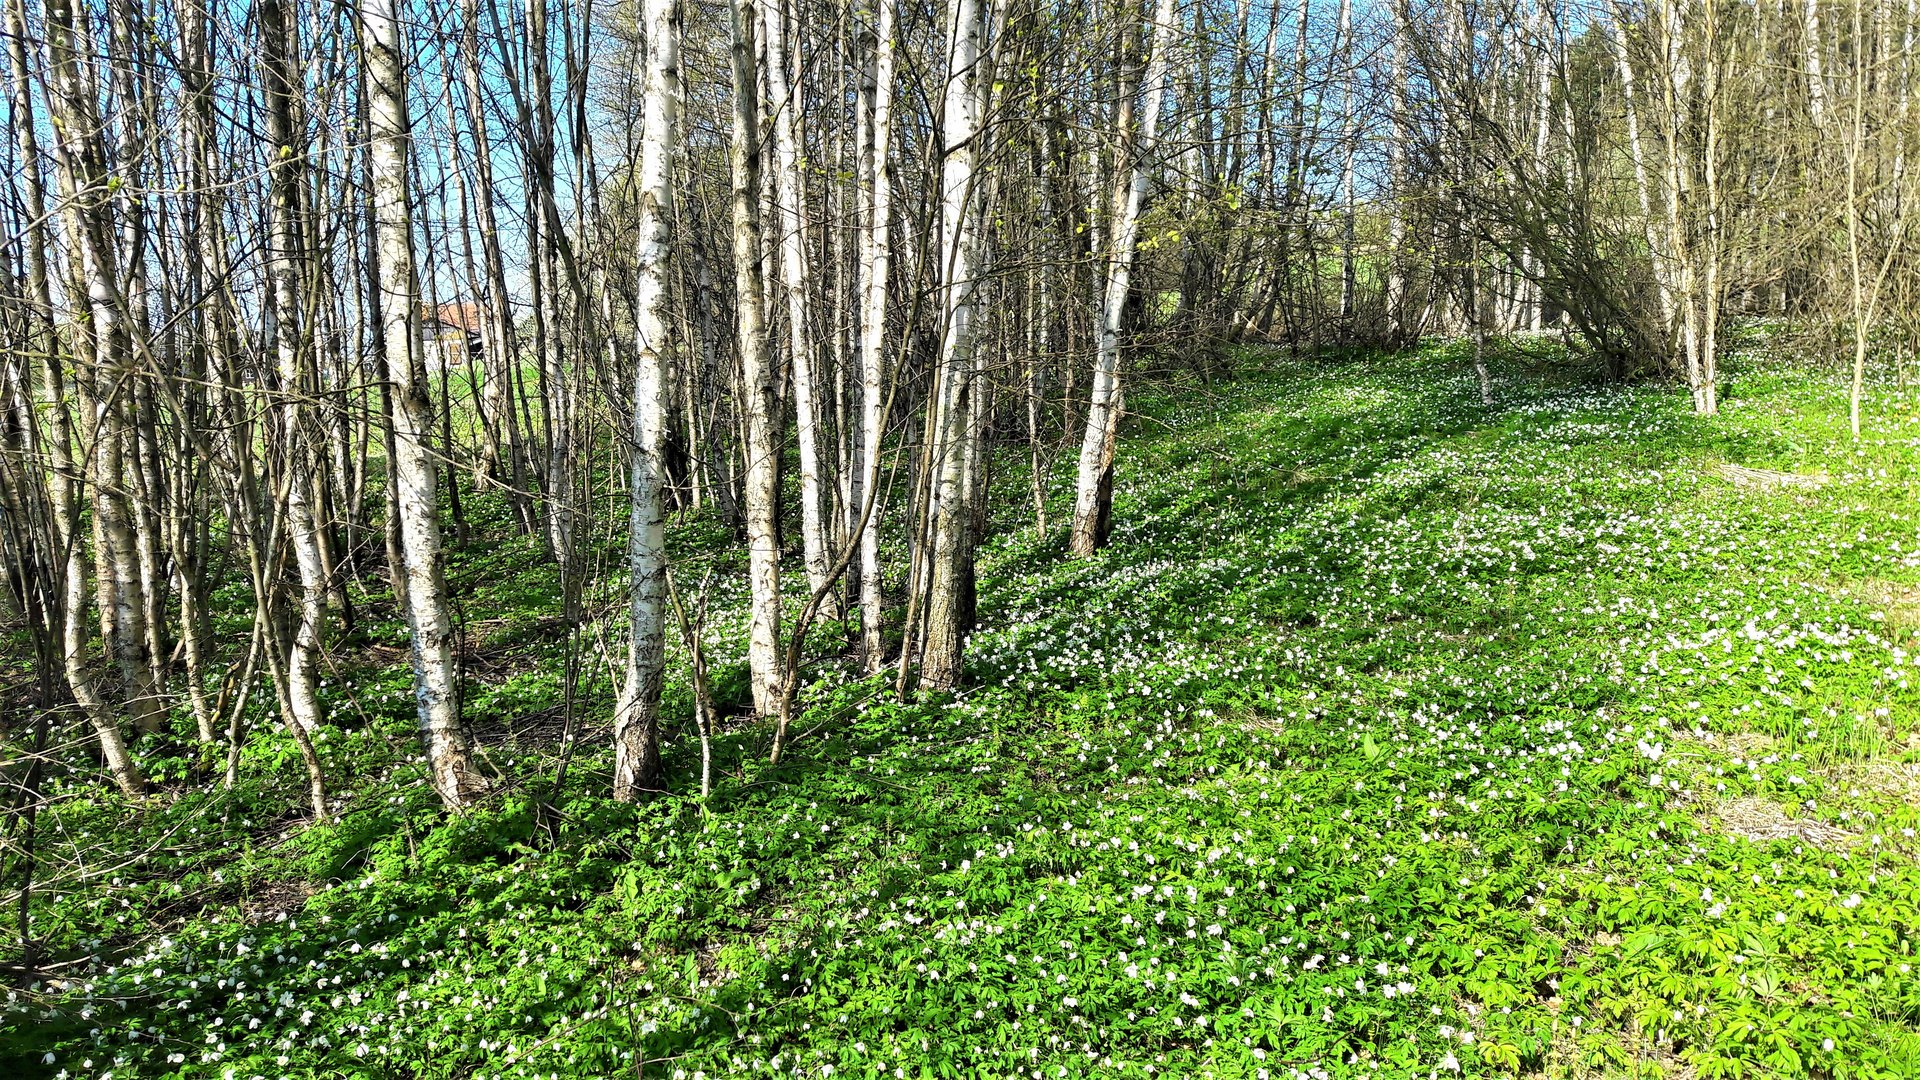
2,0,1920,1074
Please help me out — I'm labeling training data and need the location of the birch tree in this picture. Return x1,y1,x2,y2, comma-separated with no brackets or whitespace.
361,0,481,808
614,0,681,801
260,0,330,739
1068,0,1180,558
8,0,143,796
764,0,840,622
917,0,992,688
855,0,899,672
729,0,786,715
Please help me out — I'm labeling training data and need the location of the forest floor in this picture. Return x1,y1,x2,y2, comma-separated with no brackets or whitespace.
8,339,1920,1080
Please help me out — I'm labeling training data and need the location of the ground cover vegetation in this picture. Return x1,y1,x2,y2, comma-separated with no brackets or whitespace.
6,342,1918,1079
7,0,1920,1075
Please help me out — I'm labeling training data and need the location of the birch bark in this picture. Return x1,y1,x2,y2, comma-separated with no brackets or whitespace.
1068,0,1179,558
261,0,329,737
362,0,481,807
856,0,898,672
729,0,786,715
614,0,680,800
10,0,143,795
764,0,840,621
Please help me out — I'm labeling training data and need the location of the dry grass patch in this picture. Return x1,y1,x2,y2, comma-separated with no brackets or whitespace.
241,880,318,925
1712,463,1825,489
1846,578,1920,639
1815,754,1920,806
1798,575,1920,639
1713,731,1776,758
1707,795,1856,849
1534,1012,1697,1080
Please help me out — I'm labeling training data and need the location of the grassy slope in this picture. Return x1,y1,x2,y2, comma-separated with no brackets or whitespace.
7,341,1920,1080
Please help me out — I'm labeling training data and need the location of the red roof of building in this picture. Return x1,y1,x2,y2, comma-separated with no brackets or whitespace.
424,302,486,333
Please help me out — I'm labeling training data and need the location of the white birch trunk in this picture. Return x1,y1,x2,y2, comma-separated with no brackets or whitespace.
856,0,897,672
262,0,328,739
614,0,680,800
729,0,785,715
362,0,480,808
1068,0,1180,558
763,0,840,622
9,0,143,796
1337,0,1357,322
1527,0,1552,333
919,0,988,688
1386,3,1409,338
1804,0,1826,126
1697,0,1722,416
1895,0,1915,187
1610,5,1675,338
41,0,172,758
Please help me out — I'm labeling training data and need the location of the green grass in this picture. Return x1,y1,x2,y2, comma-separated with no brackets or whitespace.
7,338,1920,1079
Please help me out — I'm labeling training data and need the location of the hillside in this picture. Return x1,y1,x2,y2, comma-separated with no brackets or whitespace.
10,344,1920,1079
